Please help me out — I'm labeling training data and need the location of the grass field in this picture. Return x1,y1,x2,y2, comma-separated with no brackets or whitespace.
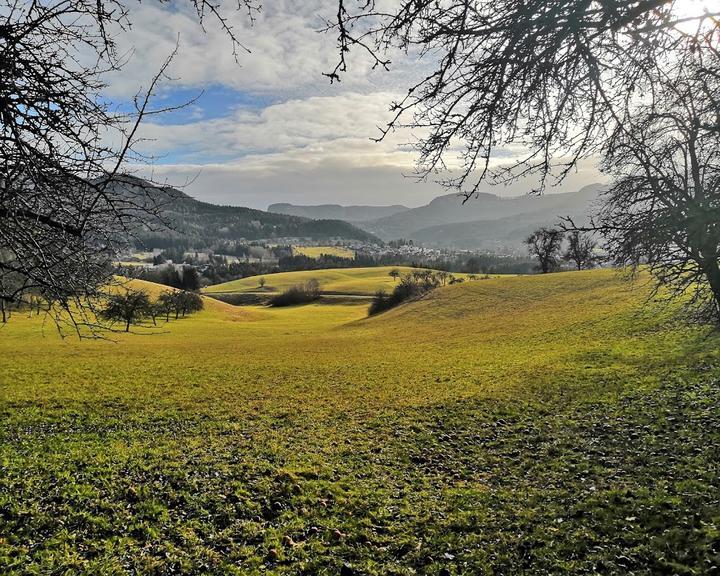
292,246,355,259
203,266,452,295
1,270,719,574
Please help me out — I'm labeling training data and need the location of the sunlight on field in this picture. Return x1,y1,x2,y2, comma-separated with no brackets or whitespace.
292,245,355,259
203,266,469,295
1,269,709,413
2,270,719,574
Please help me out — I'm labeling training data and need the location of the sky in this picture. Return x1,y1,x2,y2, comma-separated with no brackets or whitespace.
110,0,604,210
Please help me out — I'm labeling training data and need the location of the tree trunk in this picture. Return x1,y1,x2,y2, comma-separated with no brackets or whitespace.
125,318,131,332
1,300,5,323
703,259,720,322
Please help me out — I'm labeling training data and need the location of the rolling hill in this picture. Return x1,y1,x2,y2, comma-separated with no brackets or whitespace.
268,202,410,222
203,266,461,295
106,176,379,249
2,271,718,574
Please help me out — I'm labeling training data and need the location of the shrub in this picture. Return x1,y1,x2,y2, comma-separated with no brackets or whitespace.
368,273,440,316
268,279,321,307
368,289,391,315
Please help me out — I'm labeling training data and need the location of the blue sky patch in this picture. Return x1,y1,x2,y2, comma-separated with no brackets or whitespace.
149,85,274,125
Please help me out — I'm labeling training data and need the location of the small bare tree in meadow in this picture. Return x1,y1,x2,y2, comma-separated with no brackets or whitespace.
525,228,564,274
101,290,152,332
563,231,598,271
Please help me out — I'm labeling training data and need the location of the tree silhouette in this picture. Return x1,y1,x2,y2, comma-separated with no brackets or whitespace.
574,49,720,321
525,228,564,274
326,1,718,196
101,290,151,332
563,231,598,271
0,0,258,332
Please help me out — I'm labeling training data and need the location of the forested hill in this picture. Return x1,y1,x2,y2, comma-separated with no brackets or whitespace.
106,176,379,249
268,202,410,222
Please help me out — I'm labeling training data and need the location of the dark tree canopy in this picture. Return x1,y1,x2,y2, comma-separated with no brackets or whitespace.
585,47,720,320
525,227,564,274
327,0,719,196
101,289,152,332
0,0,257,332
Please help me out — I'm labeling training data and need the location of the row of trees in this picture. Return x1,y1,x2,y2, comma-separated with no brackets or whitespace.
136,265,202,291
101,289,203,332
388,268,470,285
524,229,598,274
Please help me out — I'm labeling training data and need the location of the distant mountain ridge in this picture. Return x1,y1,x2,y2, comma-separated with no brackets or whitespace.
352,184,606,250
268,202,410,222
107,176,379,249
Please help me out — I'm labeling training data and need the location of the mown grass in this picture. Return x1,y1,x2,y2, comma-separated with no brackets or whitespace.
1,270,719,574
203,266,447,296
292,246,355,259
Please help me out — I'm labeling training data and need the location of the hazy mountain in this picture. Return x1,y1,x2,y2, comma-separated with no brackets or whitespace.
107,176,379,249
268,202,410,222
356,184,605,249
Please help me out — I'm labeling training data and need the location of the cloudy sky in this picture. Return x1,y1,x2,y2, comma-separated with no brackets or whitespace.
111,0,603,209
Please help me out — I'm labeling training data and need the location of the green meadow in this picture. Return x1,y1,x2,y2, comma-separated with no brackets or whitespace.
203,266,446,295
1,270,719,574
292,246,356,260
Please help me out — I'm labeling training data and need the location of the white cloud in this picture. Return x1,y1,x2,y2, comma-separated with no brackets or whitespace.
106,1,606,209
135,91,408,162
105,0,390,99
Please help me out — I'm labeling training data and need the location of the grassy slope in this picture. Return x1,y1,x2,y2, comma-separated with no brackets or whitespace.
1,270,719,574
203,266,446,295
292,246,356,259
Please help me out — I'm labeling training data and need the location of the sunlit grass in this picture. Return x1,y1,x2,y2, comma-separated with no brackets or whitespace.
202,266,462,295
292,246,355,259
1,269,718,574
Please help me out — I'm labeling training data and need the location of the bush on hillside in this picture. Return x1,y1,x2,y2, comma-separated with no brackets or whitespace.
368,273,441,316
268,279,321,307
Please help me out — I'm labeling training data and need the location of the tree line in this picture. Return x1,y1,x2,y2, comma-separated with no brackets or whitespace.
524,229,599,274
101,290,203,333
370,270,475,316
